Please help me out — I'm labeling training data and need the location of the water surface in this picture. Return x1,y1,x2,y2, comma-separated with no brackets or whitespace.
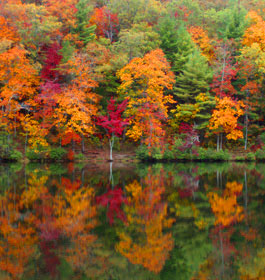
0,162,264,279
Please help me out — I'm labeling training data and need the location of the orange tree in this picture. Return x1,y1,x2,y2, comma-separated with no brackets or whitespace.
209,96,245,150
117,49,175,148
0,15,39,145
54,50,100,145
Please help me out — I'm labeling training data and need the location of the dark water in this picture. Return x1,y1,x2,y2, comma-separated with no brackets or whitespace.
0,161,264,279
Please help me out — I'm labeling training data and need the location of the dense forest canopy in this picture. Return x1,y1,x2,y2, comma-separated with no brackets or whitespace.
1,0,265,159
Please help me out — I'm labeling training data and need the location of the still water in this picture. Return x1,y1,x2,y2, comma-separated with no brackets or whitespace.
0,161,264,279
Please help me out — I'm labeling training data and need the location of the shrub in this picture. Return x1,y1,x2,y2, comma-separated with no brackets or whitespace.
50,147,67,161
235,155,245,161
26,149,48,161
151,146,163,160
67,150,75,161
255,148,265,161
215,150,231,161
246,152,255,161
197,148,230,161
163,144,175,160
136,145,150,160
74,153,86,161
9,150,23,161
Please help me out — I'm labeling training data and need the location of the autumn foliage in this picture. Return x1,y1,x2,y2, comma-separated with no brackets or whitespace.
209,97,245,140
118,49,175,147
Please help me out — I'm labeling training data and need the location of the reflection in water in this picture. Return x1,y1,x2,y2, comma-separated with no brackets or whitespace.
208,181,244,227
116,176,174,274
0,162,264,279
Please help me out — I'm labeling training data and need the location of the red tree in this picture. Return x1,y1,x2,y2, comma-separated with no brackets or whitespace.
90,6,119,42
97,98,128,161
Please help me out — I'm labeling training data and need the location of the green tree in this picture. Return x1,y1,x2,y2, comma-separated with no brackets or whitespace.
158,19,213,129
75,0,96,45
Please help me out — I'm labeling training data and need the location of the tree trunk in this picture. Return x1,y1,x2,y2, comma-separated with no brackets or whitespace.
109,135,114,161
25,132,28,154
244,112,248,150
72,139,75,153
244,90,249,150
81,134,85,153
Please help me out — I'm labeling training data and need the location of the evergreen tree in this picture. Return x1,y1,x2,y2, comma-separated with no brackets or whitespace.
173,51,214,129
226,8,248,41
75,0,96,45
158,18,195,74
159,18,214,129
174,50,212,101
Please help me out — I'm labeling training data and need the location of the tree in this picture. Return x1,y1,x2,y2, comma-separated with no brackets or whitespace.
54,50,100,144
117,49,175,147
188,26,215,62
44,0,78,36
242,11,265,51
209,96,245,150
210,42,238,98
97,98,128,161
158,20,214,130
74,0,96,46
4,2,62,59
0,43,39,146
172,50,214,130
114,22,161,63
109,0,162,29
158,21,195,75
90,6,119,43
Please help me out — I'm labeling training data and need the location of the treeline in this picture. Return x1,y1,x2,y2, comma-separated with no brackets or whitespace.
1,0,265,160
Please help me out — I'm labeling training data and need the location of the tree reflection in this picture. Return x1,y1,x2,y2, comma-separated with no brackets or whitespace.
208,181,244,227
116,172,175,274
0,163,265,279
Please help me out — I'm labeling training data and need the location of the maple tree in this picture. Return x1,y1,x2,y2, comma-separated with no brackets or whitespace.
97,98,128,161
210,42,238,98
54,49,100,144
188,26,215,62
242,11,265,51
117,49,175,147
209,96,245,150
0,17,39,145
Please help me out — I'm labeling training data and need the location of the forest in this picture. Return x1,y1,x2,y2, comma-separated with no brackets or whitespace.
1,0,265,162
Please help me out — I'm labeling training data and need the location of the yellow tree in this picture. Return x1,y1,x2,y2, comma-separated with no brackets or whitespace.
209,96,245,150
117,49,175,147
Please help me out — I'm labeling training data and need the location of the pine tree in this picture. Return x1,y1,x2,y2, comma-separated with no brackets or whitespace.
158,19,214,129
75,0,96,45
174,50,213,102
158,18,195,74
173,50,213,129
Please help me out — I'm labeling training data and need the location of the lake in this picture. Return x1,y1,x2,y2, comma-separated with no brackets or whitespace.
0,161,264,279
